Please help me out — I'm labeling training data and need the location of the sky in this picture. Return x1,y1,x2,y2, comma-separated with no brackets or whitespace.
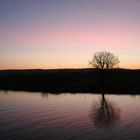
0,0,140,69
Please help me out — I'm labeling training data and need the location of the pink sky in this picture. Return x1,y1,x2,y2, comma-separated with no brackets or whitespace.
0,0,140,69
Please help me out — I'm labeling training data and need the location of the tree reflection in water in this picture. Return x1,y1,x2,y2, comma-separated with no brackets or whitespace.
90,93,121,128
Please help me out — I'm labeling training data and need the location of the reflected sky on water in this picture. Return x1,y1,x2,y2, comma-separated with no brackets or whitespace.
0,91,140,140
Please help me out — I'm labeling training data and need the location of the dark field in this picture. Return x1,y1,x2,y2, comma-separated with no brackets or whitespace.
0,68,140,93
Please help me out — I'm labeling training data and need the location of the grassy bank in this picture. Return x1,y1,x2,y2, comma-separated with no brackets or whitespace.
0,68,140,93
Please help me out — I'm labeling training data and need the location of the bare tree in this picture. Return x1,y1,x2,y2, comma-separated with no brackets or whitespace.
89,51,119,69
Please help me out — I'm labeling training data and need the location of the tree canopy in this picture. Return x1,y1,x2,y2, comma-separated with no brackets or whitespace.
89,51,119,69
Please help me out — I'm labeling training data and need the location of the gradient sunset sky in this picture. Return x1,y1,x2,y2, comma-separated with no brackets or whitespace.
0,0,140,69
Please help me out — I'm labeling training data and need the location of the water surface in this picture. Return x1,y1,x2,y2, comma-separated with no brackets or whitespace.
0,91,140,140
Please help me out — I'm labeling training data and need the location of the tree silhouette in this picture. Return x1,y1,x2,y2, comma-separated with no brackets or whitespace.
89,51,119,69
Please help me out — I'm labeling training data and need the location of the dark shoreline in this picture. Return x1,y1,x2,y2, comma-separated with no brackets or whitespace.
0,68,140,94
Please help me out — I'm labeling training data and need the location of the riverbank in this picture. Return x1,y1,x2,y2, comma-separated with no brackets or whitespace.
0,68,140,93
